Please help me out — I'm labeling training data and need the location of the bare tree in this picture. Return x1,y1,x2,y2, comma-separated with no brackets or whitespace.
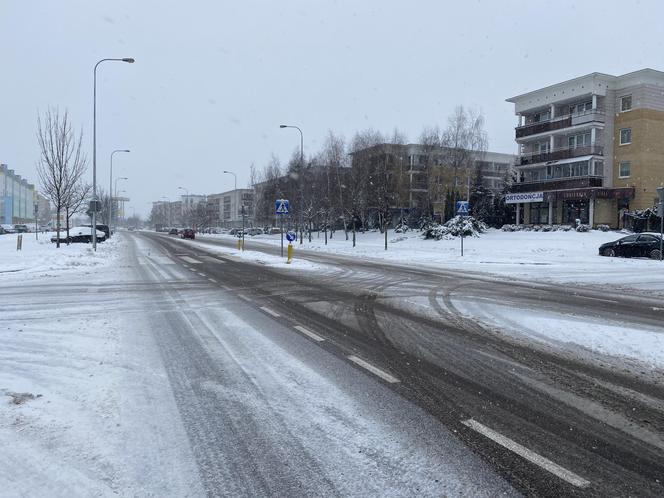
36,108,88,248
441,106,488,203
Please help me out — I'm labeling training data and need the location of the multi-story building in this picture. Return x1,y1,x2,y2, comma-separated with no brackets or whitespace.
506,68,664,227
207,189,254,228
350,144,515,223
0,163,36,224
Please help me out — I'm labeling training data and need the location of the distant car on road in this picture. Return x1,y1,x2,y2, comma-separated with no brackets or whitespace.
267,227,282,235
245,228,263,236
169,228,179,235
599,233,663,259
180,228,195,239
14,224,29,233
51,226,106,244
1,224,16,234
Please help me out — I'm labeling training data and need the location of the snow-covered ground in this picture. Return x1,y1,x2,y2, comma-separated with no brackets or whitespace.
198,228,664,295
0,232,122,282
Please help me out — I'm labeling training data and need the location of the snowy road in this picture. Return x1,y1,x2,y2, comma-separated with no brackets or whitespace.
3,230,664,497
138,231,664,497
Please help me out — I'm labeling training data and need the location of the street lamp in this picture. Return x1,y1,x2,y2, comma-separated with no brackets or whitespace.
114,177,128,232
223,170,244,249
109,149,130,237
280,124,304,244
92,57,134,250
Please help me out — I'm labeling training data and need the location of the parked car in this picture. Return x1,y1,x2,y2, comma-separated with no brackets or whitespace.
599,233,663,259
180,228,195,239
267,227,282,235
13,224,29,233
168,228,179,235
81,224,110,241
50,226,106,244
245,227,263,236
0,225,5,235
1,224,16,234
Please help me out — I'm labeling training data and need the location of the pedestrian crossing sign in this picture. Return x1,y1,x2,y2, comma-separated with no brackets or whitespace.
275,199,289,215
456,201,469,215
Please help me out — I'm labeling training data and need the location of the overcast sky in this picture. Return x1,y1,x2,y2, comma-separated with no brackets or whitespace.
1,0,662,217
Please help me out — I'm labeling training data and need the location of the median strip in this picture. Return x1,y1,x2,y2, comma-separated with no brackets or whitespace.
461,419,590,488
293,325,325,342
347,355,400,383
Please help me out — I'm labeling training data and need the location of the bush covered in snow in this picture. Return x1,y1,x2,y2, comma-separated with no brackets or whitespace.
424,216,487,240
597,224,610,232
500,224,589,232
394,222,410,233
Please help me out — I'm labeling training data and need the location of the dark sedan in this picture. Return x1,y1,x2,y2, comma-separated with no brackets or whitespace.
599,233,663,259
180,228,195,239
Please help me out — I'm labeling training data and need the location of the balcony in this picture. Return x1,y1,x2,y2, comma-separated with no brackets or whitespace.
519,145,603,166
516,108,605,139
510,176,603,193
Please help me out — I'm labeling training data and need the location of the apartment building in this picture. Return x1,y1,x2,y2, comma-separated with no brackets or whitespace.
0,163,36,224
506,68,664,227
350,143,515,223
207,189,254,228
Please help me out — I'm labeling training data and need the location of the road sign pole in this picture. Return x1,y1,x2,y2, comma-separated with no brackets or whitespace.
658,187,664,261
280,216,284,257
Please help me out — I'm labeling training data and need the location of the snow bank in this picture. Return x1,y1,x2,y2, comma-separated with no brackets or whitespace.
0,232,123,281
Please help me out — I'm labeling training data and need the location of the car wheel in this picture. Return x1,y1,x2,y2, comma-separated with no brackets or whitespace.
604,248,616,257
649,249,661,260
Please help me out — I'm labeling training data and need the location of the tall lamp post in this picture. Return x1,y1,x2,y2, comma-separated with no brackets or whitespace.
109,149,130,237
223,170,244,249
114,177,128,232
279,124,304,244
92,57,134,250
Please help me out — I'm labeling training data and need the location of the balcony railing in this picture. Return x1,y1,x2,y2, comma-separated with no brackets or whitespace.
510,176,603,193
515,108,605,139
519,145,603,166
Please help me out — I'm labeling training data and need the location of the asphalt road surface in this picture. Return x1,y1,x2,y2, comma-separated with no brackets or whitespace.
128,231,664,497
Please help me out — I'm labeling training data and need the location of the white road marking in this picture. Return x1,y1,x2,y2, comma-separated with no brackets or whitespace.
347,355,400,384
198,272,207,277
582,296,618,304
293,325,325,342
202,255,225,263
237,294,251,301
260,306,280,317
461,419,590,488
180,256,202,264
208,278,218,283
221,285,232,291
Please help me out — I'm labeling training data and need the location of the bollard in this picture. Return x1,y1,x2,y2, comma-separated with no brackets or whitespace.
17,234,23,251
237,238,241,250
286,243,293,264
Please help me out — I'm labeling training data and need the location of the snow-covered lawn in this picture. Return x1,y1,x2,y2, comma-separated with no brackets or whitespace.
199,228,664,295
0,232,122,282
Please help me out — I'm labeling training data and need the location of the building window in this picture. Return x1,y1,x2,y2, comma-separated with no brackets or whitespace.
619,161,631,178
621,95,632,112
619,128,631,145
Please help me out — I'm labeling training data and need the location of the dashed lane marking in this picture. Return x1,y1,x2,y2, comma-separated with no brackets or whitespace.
260,306,280,318
581,296,618,304
461,419,590,488
208,278,218,283
198,272,207,277
293,325,325,342
347,355,400,384
221,285,232,291
180,256,202,264
237,294,251,301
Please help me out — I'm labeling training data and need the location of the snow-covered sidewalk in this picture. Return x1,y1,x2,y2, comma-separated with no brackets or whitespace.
198,228,664,295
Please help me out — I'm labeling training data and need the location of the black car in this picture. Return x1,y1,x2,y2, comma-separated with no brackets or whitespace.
81,224,110,241
180,228,195,239
599,233,663,259
169,228,179,235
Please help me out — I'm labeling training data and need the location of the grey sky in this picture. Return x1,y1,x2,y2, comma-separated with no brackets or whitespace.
1,0,662,217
